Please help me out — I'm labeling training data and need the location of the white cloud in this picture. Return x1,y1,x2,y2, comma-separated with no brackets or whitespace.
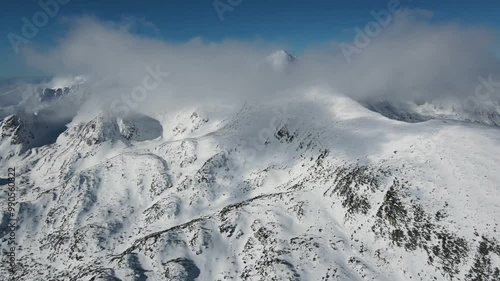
21,11,500,117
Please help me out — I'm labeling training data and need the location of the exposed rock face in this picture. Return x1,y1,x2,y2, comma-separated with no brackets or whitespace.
0,114,35,146
37,87,72,102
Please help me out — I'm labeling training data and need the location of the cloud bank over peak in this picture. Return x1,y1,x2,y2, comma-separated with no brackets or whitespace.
330,9,500,101
21,11,500,117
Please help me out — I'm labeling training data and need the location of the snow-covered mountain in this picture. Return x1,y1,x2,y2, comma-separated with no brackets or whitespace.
0,78,88,160
1,55,500,281
363,98,500,126
266,49,296,70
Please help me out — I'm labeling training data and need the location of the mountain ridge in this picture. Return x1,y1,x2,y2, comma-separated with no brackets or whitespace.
0,53,499,280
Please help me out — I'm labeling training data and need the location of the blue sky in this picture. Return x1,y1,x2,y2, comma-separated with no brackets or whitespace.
1,0,499,78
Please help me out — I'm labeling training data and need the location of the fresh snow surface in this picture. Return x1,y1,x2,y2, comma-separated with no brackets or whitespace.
1,72,500,280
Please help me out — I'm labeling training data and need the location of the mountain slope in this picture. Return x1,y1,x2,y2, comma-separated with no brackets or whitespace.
0,86,499,280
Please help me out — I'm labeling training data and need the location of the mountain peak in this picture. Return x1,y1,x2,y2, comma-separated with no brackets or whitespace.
266,49,296,70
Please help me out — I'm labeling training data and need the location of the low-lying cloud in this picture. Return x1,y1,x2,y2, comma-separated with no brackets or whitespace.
21,10,500,118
